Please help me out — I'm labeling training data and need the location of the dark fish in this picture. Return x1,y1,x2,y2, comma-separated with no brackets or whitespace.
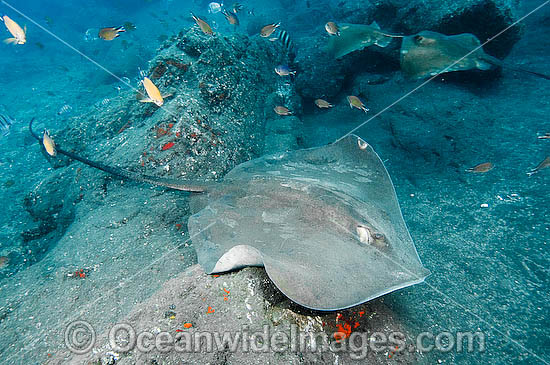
0,115,14,136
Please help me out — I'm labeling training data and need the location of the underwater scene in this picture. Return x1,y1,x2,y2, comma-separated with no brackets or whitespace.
0,0,548,363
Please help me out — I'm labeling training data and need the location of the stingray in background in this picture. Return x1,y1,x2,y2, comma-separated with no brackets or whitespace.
29,120,429,311
400,30,550,80
326,22,402,59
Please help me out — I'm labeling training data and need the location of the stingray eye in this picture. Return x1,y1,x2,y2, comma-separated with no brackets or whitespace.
414,35,424,44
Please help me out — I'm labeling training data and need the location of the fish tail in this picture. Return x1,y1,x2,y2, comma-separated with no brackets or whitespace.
526,170,537,177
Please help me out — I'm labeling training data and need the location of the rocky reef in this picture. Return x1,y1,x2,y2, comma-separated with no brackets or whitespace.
51,266,417,364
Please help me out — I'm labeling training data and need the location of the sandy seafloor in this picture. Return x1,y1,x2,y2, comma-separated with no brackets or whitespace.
0,0,548,364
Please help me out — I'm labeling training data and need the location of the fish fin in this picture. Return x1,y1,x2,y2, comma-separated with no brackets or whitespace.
161,93,173,98
139,98,153,103
116,26,126,33
24,25,27,34
370,21,380,30
3,38,17,45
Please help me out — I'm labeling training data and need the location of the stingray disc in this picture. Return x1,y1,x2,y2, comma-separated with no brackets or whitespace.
400,30,494,80
189,135,430,310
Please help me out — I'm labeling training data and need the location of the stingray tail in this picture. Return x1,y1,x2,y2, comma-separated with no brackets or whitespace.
502,64,550,81
484,56,550,81
29,119,209,193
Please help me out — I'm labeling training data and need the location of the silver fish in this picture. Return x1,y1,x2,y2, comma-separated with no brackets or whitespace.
0,114,14,136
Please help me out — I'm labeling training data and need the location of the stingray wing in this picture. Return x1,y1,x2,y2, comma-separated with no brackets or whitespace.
188,135,430,310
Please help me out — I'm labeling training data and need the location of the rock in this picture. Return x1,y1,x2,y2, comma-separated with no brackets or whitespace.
55,265,418,364
56,28,297,183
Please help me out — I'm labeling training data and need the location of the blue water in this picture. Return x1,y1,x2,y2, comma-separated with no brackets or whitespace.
0,0,548,363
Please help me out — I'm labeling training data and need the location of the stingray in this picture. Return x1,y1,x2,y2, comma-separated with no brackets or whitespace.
29,120,429,311
400,30,550,80
327,22,400,59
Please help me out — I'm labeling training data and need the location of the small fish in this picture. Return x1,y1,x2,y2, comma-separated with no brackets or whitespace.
347,95,369,113
1,15,26,45
44,16,54,27
537,133,550,139
140,77,164,106
191,13,213,35
274,106,292,116
274,28,293,53
274,65,295,76
57,104,72,115
0,256,8,269
222,9,239,26
123,22,136,31
42,130,57,157
466,162,493,173
208,2,222,14
314,99,333,109
0,114,14,136
232,2,244,13
527,156,550,176
98,26,126,41
325,21,340,36
260,23,280,38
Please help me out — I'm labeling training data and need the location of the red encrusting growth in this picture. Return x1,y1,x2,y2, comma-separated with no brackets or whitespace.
162,142,175,151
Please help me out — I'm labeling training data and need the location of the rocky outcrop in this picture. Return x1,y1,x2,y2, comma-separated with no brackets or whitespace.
53,265,418,364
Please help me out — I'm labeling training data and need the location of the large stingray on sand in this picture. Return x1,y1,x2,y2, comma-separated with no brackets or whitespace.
400,30,550,80
30,121,429,311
